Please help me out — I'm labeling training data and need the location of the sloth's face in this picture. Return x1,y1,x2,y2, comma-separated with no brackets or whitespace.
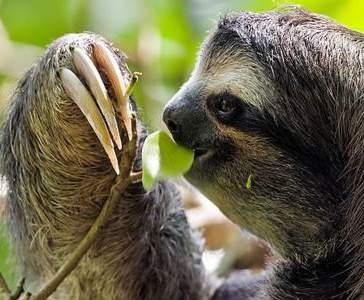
163,13,341,256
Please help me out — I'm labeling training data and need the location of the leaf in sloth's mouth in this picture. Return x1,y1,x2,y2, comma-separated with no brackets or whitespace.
142,131,194,190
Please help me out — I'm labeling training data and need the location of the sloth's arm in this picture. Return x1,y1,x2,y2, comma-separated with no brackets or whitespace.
0,33,212,300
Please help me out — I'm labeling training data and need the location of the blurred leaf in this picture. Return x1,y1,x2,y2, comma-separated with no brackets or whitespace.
0,0,88,46
332,0,364,32
0,74,6,85
142,131,194,190
0,224,16,290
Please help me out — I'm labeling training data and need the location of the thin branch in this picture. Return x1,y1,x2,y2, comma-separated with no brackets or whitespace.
30,116,138,300
125,72,142,97
10,278,25,300
0,272,11,296
21,293,31,300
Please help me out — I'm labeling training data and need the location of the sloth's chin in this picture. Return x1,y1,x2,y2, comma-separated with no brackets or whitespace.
185,148,216,189
188,149,216,177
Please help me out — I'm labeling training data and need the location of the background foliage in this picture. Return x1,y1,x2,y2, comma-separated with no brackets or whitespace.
0,0,363,290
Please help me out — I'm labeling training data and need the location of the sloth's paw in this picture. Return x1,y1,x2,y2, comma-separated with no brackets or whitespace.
60,42,133,174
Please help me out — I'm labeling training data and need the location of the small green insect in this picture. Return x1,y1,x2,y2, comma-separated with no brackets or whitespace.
245,174,253,189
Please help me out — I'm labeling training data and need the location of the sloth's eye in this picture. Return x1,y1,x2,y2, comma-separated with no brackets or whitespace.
208,92,242,121
216,97,236,115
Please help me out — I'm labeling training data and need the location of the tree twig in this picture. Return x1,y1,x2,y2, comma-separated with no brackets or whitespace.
125,72,142,97
0,272,11,296
30,116,138,300
10,278,25,300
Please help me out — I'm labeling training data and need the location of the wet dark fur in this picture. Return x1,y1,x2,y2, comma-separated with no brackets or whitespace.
2,7,364,300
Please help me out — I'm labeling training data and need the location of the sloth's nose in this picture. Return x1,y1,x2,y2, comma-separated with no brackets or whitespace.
163,91,211,149
163,105,181,139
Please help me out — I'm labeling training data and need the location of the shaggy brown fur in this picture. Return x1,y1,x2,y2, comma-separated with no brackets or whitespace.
164,7,364,300
0,33,209,299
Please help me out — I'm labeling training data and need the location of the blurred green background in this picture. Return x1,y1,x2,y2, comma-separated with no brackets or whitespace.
0,0,363,290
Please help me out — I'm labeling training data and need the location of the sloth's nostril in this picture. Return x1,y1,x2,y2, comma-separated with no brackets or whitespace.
163,105,181,136
166,119,179,134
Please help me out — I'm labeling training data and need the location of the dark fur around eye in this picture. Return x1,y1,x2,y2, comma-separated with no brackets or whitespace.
207,92,339,183
207,92,267,130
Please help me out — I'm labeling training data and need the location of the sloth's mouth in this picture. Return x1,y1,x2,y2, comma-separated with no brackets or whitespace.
194,148,208,158
194,148,214,162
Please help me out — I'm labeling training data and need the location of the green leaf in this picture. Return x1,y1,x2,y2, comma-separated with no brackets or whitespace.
142,131,194,190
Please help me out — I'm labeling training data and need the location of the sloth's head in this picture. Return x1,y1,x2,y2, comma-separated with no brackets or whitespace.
163,8,362,257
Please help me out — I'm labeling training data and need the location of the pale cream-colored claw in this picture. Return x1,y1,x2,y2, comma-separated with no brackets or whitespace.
60,68,120,175
73,48,122,150
93,42,132,140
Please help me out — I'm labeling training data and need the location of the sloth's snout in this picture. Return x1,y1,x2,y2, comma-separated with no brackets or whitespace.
163,93,198,148
163,91,215,151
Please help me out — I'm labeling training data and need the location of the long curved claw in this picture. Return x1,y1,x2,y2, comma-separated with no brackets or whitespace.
60,68,120,175
93,42,132,140
73,48,122,150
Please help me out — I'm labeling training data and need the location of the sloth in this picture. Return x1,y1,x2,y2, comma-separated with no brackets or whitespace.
1,6,363,300
163,7,364,300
